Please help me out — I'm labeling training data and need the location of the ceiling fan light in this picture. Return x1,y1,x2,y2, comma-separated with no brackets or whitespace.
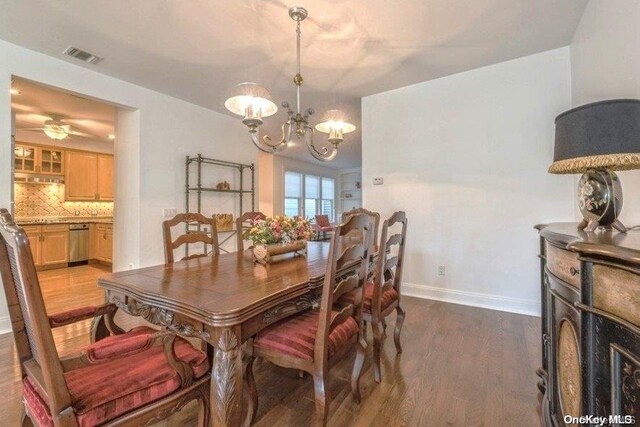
224,83,278,120
43,128,69,140
43,120,70,140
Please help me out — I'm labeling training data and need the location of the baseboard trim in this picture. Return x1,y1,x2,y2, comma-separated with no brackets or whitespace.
0,315,11,335
402,282,541,317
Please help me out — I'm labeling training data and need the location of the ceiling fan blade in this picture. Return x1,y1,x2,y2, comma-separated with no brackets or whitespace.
67,129,101,139
16,127,46,131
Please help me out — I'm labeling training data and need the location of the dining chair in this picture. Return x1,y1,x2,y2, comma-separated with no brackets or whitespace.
236,211,266,251
163,212,219,264
245,213,373,426
342,211,408,383
313,214,334,240
342,207,380,255
0,209,211,427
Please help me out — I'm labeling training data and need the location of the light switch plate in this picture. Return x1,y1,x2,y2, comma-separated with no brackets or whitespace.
373,177,383,185
163,208,177,219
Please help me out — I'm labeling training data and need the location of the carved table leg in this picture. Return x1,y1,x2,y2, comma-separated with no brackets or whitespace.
211,327,244,427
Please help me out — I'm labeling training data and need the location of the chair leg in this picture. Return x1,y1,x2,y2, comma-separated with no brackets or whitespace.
244,352,258,425
197,382,211,427
312,372,329,426
394,305,406,354
21,405,34,427
371,321,383,383
381,318,388,340
351,337,367,401
362,320,368,341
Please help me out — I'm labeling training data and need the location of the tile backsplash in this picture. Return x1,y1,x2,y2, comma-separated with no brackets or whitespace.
14,183,113,218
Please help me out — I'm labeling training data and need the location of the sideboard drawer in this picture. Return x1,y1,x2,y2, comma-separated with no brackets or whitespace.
593,264,640,328
546,243,580,288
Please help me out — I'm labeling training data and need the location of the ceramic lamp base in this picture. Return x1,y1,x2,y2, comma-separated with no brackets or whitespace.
577,168,626,233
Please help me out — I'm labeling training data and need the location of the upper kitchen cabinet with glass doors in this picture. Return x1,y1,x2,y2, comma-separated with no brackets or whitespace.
14,143,64,175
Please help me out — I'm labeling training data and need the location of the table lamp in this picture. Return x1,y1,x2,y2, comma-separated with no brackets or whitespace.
549,99,640,232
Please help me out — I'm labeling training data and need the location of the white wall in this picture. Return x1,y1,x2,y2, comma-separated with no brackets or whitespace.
362,48,574,316
0,39,254,332
570,0,640,224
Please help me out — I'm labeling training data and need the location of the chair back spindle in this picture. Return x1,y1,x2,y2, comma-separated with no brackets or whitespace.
342,207,380,254
163,213,219,264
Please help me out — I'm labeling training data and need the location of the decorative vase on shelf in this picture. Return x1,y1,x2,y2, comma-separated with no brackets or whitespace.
252,240,307,265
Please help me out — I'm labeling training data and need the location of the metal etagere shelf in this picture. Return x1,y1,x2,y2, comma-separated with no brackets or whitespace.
185,154,255,253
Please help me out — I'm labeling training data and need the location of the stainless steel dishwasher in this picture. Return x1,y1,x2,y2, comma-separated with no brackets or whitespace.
69,223,90,265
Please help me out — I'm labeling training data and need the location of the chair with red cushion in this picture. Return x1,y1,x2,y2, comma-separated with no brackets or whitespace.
0,209,211,427
245,213,373,426
313,214,334,240
340,211,408,383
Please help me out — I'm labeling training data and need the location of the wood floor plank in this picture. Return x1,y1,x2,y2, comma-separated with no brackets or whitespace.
0,265,542,426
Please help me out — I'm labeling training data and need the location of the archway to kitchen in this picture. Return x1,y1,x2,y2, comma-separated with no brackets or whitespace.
10,77,130,277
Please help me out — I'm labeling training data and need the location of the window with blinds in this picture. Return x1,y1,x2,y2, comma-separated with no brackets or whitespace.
284,171,336,222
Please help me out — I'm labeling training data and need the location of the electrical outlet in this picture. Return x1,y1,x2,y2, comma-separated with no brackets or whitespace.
163,208,177,219
373,177,383,185
128,263,134,270
438,265,446,276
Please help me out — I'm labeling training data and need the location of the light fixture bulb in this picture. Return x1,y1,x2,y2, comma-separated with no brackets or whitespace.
315,110,356,143
10,88,20,96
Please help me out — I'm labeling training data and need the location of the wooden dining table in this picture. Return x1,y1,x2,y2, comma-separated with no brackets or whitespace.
97,241,359,427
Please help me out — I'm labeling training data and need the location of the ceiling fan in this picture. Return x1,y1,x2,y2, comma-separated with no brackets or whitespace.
16,114,103,141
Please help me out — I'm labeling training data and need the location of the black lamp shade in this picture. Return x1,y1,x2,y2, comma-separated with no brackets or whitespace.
549,99,640,174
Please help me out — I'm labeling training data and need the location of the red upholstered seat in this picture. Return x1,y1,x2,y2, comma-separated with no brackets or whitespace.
22,326,209,427
341,282,399,313
254,309,359,361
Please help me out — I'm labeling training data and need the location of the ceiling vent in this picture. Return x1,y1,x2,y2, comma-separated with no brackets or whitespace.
62,46,102,64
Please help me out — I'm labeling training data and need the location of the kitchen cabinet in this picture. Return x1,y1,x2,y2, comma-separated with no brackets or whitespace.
65,151,113,201
22,224,69,268
41,225,69,266
92,223,113,264
22,225,42,267
14,144,38,173
65,151,99,201
14,144,64,175
97,154,114,201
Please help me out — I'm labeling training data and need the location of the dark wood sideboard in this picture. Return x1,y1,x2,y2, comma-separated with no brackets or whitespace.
536,223,639,426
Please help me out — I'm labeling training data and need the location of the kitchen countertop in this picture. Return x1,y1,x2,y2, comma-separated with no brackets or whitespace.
16,217,113,226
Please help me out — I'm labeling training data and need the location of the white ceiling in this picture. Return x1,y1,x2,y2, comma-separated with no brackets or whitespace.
12,77,116,146
0,0,588,169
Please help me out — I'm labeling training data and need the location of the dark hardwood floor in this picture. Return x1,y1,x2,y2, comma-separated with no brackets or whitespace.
0,265,542,426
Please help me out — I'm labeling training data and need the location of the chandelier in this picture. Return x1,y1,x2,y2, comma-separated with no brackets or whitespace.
224,6,356,161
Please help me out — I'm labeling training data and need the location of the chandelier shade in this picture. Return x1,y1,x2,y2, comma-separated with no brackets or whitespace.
315,109,356,134
224,83,278,119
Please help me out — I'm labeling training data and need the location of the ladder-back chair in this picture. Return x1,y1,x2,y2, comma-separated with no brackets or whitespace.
0,209,211,426
246,213,373,426
163,212,219,264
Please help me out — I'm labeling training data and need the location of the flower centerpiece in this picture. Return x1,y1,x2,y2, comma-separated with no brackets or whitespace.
243,216,314,264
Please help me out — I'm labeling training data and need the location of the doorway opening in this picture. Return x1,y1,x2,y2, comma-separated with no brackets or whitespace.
10,77,117,273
